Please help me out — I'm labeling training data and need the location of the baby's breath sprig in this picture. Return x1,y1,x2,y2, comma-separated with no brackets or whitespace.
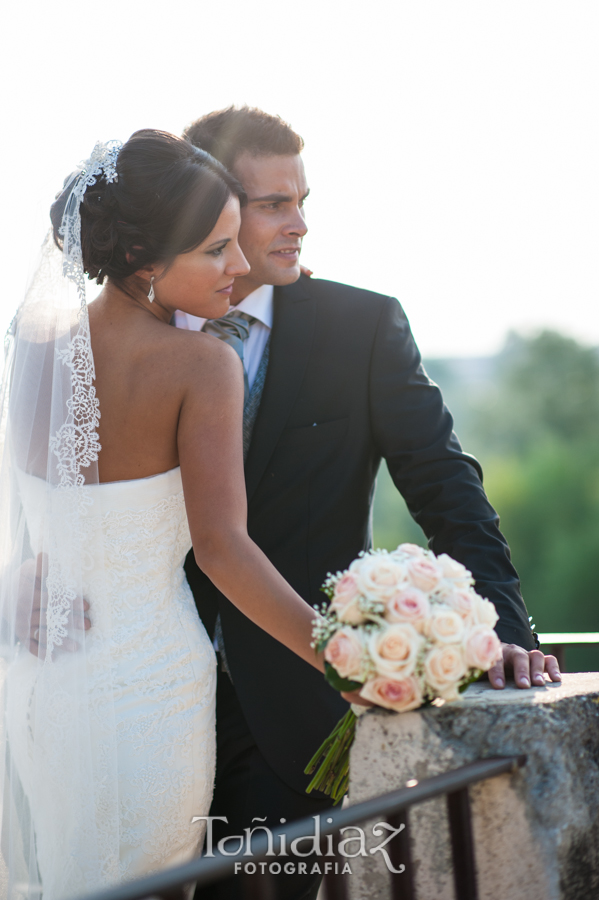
310,603,339,652
358,595,386,620
321,571,343,600
359,647,379,682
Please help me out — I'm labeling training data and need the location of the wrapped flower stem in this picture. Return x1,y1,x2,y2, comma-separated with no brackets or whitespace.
304,707,357,804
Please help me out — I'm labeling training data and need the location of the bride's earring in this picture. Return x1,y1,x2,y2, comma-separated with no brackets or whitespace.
148,277,155,303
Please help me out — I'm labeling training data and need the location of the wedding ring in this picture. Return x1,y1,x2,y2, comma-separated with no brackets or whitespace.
33,629,40,641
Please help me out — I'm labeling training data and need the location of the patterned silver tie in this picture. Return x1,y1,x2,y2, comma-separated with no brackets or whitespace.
202,311,256,404
242,337,270,459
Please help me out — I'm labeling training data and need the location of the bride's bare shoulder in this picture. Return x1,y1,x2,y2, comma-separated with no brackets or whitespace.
88,297,243,402
164,322,238,361
157,322,243,391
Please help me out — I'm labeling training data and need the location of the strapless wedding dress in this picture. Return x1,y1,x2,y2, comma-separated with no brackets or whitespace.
7,467,216,899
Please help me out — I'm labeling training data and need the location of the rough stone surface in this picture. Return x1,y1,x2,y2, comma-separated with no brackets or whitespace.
347,673,599,900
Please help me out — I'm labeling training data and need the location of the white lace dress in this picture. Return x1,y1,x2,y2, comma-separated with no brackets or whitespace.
7,467,216,898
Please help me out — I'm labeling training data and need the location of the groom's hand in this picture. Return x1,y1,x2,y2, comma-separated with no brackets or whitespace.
488,642,561,690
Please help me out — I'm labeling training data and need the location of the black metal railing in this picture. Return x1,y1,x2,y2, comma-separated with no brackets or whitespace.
76,755,526,900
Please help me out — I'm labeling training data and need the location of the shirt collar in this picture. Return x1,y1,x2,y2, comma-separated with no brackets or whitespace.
232,283,274,328
173,283,274,332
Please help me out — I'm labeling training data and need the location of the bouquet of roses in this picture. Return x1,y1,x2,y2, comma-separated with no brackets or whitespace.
304,543,502,803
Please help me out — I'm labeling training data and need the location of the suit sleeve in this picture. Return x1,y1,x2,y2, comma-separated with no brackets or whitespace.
369,296,535,650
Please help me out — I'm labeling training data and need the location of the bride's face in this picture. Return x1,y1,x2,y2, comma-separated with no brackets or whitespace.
151,196,250,319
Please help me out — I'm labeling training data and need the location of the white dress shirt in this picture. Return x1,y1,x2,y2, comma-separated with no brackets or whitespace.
174,284,274,391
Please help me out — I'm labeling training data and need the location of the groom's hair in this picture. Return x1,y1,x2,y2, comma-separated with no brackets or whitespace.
183,106,304,172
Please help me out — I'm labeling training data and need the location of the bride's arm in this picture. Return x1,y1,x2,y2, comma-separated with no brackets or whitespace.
177,338,323,673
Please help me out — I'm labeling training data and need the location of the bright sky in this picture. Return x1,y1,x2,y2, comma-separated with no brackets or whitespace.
1,0,598,357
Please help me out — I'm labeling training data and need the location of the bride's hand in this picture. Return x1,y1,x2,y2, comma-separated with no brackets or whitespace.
341,690,375,707
14,554,91,657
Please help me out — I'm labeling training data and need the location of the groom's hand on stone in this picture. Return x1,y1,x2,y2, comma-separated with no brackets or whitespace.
488,643,561,690
343,644,562,705
14,553,91,658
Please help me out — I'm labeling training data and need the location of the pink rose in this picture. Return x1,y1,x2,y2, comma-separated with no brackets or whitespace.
385,587,430,629
424,644,467,691
369,624,423,677
407,557,443,593
442,589,476,620
428,607,465,644
463,625,501,671
330,572,366,624
324,627,364,680
360,675,423,712
351,555,410,602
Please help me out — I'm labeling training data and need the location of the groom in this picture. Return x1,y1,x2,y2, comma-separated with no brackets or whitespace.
180,107,559,900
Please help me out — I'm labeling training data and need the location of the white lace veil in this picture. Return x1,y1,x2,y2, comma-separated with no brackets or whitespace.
0,141,123,899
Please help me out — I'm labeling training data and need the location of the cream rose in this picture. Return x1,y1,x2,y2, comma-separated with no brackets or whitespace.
330,572,367,624
437,554,473,587
360,675,422,712
369,623,423,677
385,587,431,629
472,595,499,629
424,644,467,691
393,543,426,559
407,557,443,592
351,555,409,602
463,625,501,671
324,627,364,680
437,684,461,702
428,607,465,644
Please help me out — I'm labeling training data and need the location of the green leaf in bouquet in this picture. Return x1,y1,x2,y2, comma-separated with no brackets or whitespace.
459,669,482,693
324,661,362,693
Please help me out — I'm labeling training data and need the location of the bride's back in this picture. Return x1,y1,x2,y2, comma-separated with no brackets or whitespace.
88,294,215,484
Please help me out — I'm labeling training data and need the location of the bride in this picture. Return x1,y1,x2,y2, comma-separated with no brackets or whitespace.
0,130,332,899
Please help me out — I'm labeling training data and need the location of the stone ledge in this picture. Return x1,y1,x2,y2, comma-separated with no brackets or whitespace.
348,673,599,900
453,671,599,705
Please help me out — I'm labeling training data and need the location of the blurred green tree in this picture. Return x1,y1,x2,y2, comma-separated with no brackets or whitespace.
473,330,599,453
372,330,599,671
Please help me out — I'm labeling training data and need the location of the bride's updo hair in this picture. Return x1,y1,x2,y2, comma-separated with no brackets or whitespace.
50,129,246,287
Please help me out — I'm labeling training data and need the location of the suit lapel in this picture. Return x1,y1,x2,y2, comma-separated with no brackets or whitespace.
245,276,316,502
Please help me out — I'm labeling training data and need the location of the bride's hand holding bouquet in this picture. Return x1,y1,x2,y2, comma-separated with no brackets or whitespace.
305,543,502,802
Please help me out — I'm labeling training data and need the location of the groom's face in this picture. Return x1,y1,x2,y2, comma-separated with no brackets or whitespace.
230,153,309,302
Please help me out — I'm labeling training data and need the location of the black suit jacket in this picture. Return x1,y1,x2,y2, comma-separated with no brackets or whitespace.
185,274,535,795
